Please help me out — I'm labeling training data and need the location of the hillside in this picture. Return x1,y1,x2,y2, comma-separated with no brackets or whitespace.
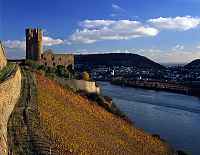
75,53,165,70
185,59,200,69
35,73,173,154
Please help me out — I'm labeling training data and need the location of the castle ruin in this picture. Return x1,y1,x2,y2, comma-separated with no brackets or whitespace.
25,28,74,69
26,28,43,61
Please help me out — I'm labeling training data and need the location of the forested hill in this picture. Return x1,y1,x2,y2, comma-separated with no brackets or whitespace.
75,53,165,70
185,59,200,69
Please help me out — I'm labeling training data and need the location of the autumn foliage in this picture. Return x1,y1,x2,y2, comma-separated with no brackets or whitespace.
36,73,173,155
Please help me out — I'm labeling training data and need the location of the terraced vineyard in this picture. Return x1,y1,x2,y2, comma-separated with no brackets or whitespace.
36,73,173,155
7,67,60,155
7,67,173,155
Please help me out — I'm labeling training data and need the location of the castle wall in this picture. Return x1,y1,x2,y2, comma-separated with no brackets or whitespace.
40,50,74,69
0,66,22,155
65,79,100,94
0,43,7,70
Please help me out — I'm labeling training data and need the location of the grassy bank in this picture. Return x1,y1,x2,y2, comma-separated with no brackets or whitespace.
0,63,15,82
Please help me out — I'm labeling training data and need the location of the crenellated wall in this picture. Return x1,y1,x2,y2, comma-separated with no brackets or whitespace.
0,42,7,70
0,66,21,155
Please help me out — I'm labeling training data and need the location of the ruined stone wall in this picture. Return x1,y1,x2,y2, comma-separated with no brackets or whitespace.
0,66,21,155
40,50,74,69
0,42,7,70
65,79,100,94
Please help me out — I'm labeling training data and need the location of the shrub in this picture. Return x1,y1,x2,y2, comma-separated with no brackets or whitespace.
82,71,90,81
176,150,189,155
0,63,15,81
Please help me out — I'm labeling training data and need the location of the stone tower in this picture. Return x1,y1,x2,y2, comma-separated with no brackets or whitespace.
26,28,43,61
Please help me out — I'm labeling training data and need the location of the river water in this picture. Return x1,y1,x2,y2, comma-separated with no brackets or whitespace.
98,82,200,155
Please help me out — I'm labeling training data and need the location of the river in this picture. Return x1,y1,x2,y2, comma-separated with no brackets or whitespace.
98,82,200,155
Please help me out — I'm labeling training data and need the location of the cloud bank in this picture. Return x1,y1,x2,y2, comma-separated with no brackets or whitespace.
148,16,200,31
4,36,64,50
69,16,200,44
69,20,159,44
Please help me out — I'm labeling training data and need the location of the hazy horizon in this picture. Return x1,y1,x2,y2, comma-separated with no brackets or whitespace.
4,48,195,65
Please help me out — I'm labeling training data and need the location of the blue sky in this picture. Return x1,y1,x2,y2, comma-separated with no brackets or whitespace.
1,0,200,63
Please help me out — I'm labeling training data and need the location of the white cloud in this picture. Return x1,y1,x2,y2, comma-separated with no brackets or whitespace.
112,4,124,11
111,4,130,18
4,40,26,50
196,44,200,49
148,16,200,31
43,36,64,46
134,48,200,63
79,20,115,29
172,44,185,51
4,36,64,50
69,20,159,44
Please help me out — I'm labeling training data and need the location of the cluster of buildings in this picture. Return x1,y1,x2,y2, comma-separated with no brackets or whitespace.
89,65,200,83
164,66,200,82
90,66,162,81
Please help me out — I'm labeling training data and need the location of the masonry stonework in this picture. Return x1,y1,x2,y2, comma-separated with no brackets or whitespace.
40,49,74,69
65,79,100,94
25,28,74,69
26,28,43,61
0,42,7,70
0,66,22,155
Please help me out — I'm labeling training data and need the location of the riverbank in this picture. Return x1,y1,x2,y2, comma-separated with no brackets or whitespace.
99,81,200,155
111,79,200,97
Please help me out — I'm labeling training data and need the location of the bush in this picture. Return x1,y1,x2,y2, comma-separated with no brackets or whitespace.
0,63,15,81
82,71,90,81
176,150,189,155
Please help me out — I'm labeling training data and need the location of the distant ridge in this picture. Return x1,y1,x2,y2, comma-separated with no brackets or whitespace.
185,59,200,69
75,53,165,70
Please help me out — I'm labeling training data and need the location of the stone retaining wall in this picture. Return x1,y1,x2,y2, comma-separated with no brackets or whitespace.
0,66,21,155
0,42,7,70
66,79,100,94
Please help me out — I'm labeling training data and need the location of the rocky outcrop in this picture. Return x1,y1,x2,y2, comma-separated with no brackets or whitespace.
0,66,21,155
0,42,7,70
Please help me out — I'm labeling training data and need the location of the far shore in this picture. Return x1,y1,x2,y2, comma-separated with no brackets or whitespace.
109,79,200,98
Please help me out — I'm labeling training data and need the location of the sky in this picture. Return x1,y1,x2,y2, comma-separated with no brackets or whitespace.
1,0,200,63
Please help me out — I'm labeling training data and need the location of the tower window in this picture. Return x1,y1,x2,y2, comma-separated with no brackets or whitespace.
53,62,56,66
41,54,44,59
45,62,47,66
52,56,55,61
